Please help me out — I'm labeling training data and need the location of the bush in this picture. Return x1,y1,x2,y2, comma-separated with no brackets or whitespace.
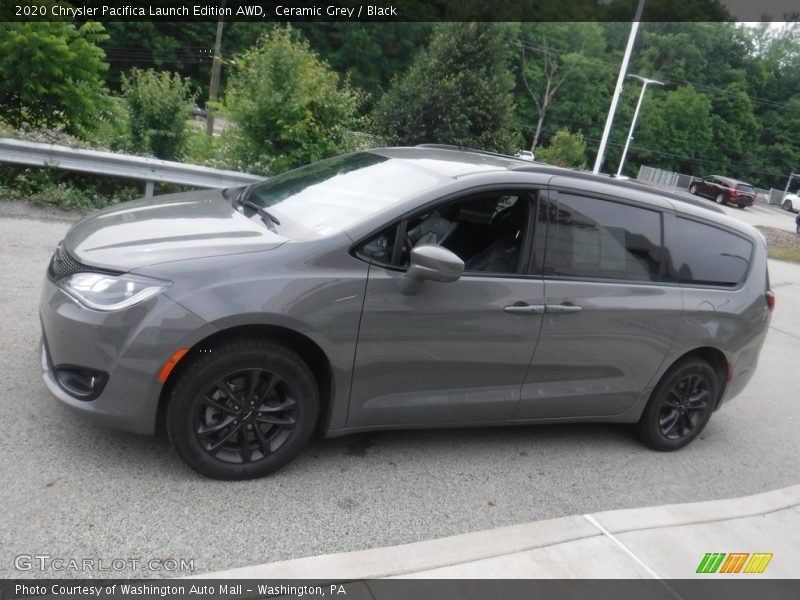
122,68,196,160
0,22,112,137
223,28,360,174
536,129,587,170
373,23,521,153
0,165,140,211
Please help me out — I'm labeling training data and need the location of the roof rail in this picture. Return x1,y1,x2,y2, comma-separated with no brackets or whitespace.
414,143,526,162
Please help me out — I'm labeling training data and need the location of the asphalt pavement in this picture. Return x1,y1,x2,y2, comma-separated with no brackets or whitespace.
1,199,798,579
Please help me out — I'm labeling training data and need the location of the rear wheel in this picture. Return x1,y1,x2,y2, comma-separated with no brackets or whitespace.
166,339,319,479
716,193,726,205
636,357,719,451
689,184,697,194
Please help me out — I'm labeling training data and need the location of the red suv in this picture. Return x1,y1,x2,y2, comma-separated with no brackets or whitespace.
688,176,756,209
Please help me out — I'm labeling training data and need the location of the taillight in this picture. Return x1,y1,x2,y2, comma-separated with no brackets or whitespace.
729,188,738,197
766,290,776,312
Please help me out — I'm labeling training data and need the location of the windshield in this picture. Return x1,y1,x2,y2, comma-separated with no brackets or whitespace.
246,153,444,236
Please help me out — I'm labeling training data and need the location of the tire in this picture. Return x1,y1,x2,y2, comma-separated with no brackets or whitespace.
636,357,720,451
715,193,726,205
689,184,697,194
784,199,793,212
796,222,800,235
166,339,319,480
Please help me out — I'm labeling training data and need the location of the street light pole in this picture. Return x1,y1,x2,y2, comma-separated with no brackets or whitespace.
616,75,664,177
592,0,646,175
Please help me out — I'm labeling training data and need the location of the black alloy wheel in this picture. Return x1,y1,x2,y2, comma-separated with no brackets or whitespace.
637,357,719,451
656,374,710,441
194,368,298,464
716,193,726,205
689,184,697,194
167,339,319,479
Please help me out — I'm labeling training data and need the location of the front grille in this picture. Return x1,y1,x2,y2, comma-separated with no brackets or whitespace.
48,243,89,280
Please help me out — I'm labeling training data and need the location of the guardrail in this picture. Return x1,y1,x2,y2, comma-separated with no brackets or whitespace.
0,138,264,197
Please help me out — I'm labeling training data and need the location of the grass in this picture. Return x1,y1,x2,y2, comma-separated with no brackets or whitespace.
768,246,800,264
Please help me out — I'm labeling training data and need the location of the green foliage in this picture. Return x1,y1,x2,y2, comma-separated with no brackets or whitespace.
222,28,360,174
536,129,587,170
121,68,196,160
373,23,521,153
0,165,140,211
0,22,112,136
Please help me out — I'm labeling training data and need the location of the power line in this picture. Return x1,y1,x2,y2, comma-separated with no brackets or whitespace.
511,38,800,115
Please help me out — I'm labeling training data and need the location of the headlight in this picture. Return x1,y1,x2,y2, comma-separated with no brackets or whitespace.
59,272,170,311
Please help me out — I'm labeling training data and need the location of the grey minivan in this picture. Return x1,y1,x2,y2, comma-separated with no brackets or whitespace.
40,147,774,479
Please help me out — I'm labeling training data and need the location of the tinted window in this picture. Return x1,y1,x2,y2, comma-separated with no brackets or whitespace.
736,183,755,194
543,194,662,282
672,218,753,287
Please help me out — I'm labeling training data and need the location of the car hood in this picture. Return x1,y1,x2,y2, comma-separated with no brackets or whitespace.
65,190,286,271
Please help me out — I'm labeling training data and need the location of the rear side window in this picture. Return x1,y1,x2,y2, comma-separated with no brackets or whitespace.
543,194,662,282
671,218,753,287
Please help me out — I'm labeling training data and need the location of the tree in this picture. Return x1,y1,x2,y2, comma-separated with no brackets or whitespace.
517,22,605,152
0,22,111,135
223,28,359,174
634,86,714,175
373,23,521,153
121,68,196,160
536,129,587,170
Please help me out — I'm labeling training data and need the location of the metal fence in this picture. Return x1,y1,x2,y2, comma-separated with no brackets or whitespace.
0,138,264,197
636,165,698,190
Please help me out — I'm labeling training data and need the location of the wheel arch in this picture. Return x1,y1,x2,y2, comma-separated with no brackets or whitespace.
652,346,729,411
156,323,335,437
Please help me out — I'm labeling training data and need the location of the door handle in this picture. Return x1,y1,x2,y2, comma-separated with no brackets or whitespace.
503,303,546,314
546,303,583,314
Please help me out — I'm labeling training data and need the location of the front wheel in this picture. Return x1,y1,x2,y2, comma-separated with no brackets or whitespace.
716,193,726,205
796,222,800,235
784,199,794,212
166,339,319,480
636,357,719,451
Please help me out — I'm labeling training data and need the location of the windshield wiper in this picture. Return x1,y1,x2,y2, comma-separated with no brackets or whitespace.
234,186,281,229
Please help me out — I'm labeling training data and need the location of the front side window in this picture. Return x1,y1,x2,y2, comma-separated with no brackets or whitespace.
670,218,753,287
542,194,662,282
358,191,534,275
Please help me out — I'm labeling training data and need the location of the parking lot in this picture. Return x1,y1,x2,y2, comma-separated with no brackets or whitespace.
1,199,799,578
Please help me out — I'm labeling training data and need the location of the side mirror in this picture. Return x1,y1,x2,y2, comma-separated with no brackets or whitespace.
399,244,464,295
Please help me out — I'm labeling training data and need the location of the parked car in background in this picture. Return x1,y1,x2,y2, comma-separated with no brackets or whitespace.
782,193,800,213
688,176,756,209
40,147,774,479
516,150,535,161
795,212,800,234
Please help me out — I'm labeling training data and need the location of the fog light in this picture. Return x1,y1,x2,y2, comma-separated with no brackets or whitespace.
54,366,108,401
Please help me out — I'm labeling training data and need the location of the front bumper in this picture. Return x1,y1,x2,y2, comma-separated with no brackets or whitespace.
40,276,212,435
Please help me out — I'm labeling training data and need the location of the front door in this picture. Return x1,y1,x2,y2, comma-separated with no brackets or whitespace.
348,190,545,427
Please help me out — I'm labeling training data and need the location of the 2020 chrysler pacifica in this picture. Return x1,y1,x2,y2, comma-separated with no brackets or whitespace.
40,147,774,479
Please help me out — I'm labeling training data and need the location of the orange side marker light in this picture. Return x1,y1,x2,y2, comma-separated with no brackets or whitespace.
158,348,189,383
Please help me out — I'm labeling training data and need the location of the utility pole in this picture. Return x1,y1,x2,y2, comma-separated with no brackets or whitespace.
593,0,646,175
616,75,664,177
206,0,226,137
783,172,797,199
